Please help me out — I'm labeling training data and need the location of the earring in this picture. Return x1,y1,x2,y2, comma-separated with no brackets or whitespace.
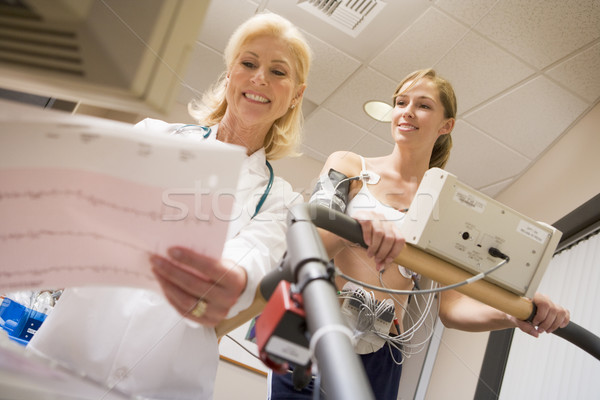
290,104,296,110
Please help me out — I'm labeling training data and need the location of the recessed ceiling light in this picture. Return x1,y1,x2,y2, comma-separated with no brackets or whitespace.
363,100,392,122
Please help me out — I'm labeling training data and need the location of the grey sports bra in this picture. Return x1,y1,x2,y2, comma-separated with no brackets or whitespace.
346,156,413,279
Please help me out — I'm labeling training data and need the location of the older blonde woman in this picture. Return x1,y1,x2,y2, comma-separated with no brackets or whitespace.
29,12,312,400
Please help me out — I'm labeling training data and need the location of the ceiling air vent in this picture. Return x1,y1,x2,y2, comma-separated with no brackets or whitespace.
0,17,83,76
0,0,208,116
297,0,386,37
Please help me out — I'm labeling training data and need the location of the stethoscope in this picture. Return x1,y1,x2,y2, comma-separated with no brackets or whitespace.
172,124,273,219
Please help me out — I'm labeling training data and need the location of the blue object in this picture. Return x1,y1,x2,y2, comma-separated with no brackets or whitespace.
253,160,273,219
0,297,47,345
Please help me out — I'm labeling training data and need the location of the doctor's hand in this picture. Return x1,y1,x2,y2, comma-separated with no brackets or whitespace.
150,247,247,326
354,211,405,271
512,292,570,338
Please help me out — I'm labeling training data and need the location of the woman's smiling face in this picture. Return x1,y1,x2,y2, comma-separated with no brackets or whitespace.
391,78,451,147
225,35,302,128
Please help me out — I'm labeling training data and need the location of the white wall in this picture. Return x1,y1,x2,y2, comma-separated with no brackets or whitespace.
424,102,600,400
214,360,268,399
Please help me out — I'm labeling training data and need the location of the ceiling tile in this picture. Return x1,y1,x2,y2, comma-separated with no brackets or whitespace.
445,120,530,189
546,42,600,104
435,32,535,114
474,0,600,69
463,76,590,159
164,100,196,125
270,154,324,199
435,0,498,26
300,97,318,119
478,178,514,198
197,0,257,50
353,133,395,158
366,121,394,145
175,43,224,105
300,145,327,163
370,7,468,82
322,67,397,131
302,108,372,160
301,32,361,104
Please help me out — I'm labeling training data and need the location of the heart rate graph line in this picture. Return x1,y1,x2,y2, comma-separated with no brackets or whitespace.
0,229,150,253
0,189,164,221
0,188,211,225
0,264,157,292
0,264,155,280
0,230,156,286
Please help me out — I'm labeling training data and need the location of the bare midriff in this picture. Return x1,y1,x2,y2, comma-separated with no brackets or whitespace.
334,244,413,334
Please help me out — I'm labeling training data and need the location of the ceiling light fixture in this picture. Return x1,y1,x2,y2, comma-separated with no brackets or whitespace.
363,100,392,122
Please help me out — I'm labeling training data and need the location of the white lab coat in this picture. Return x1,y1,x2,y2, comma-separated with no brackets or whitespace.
27,119,302,399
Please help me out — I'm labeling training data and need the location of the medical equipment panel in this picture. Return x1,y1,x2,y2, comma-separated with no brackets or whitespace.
399,168,561,298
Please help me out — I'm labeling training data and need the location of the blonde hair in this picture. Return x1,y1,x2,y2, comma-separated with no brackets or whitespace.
188,12,312,160
393,69,457,169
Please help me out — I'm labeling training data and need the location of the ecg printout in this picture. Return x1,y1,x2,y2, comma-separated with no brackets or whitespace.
0,102,246,293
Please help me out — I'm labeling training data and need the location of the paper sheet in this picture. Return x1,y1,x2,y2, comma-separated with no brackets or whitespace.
0,102,246,293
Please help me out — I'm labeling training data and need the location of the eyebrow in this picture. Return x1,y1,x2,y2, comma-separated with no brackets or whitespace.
397,94,437,102
244,51,291,67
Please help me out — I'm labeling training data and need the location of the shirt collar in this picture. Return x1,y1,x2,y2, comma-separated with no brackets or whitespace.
246,147,268,175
